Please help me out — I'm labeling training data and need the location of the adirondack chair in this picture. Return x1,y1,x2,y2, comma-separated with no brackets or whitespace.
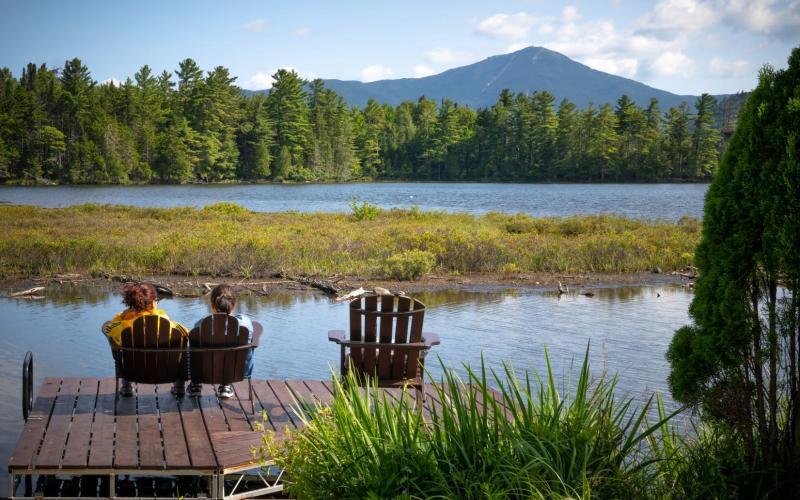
328,295,440,402
187,314,262,413
104,315,188,399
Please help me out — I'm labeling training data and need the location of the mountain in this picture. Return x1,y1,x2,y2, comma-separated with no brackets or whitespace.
315,46,702,110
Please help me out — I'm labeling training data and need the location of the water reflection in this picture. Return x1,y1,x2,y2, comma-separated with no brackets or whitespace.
0,284,692,488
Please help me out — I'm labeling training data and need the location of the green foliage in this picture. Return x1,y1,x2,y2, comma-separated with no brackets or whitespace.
0,57,724,185
383,249,436,280
347,197,380,221
260,348,682,499
0,205,700,280
667,47,800,493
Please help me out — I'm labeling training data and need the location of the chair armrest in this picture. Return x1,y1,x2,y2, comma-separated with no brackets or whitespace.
328,330,346,343
423,332,441,347
251,321,263,347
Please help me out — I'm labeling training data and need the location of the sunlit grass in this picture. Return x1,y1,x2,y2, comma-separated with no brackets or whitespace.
0,203,700,279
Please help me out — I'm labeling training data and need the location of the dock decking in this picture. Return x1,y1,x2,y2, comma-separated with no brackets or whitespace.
8,377,498,499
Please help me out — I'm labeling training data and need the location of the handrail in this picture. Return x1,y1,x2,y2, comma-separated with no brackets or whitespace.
109,344,255,353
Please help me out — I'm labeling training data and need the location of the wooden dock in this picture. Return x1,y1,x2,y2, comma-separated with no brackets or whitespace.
8,377,492,499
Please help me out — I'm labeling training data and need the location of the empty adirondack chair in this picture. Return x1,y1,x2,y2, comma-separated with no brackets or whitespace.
105,314,188,398
328,295,440,402
187,313,262,412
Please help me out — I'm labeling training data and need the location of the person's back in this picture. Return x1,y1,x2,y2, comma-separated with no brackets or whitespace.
189,284,255,398
103,282,187,396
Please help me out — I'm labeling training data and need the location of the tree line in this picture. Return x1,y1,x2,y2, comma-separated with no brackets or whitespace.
0,58,721,184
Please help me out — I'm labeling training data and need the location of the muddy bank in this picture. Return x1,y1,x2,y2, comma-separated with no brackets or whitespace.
0,270,695,300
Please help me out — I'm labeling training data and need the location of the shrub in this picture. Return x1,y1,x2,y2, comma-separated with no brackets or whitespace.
348,197,380,221
383,249,436,280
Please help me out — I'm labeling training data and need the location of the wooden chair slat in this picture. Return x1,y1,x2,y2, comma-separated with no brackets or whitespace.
377,296,395,379
349,298,363,368
189,314,253,386
391,296,412,380
362,295,379,374
405,301,425,380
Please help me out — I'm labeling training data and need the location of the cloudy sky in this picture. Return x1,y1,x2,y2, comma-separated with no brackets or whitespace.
1,0,798,95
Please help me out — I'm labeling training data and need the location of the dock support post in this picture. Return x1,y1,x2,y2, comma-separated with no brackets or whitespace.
109,473,116,498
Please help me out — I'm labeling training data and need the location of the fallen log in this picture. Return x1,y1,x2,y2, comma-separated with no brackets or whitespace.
280,273,340,295
9,286,45,297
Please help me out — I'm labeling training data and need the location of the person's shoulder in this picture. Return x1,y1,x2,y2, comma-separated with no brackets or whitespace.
235,314,254,328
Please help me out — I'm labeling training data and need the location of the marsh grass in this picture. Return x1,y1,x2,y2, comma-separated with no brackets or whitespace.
0,203,700,279
261,348,685,499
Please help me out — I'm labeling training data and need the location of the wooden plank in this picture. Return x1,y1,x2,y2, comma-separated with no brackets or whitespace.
222,381,255,432
136,384,165,469
155,384,191,469
113,382,139,468
60,378,99,468
36,378,80,468
302,380,335,407
87,378,117,468
405,303,425,379
198,384,229,436
251,380,294,436
176,390,217,469
9,377,61,469
210,431,263,469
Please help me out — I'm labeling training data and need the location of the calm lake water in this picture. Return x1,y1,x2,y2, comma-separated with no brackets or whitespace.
0,284,691,492
0,183,708,219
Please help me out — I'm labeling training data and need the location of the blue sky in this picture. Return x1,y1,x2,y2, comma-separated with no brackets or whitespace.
1,0,798,96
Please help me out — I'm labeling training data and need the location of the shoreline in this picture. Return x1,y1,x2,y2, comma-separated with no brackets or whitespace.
0,271,695,299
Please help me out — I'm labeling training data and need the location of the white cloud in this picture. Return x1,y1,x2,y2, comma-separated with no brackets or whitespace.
636,0,718,37
242,18,271,32
476,13,544,40
423,47,471,65
708,57,751,76
241,71,273,90
649,51,695,77
413,65,435,77
361,65,395,82
241,67,317,90
539,23,554,34
101,78,122,87
583,57,639,78
724,0,800,40
295,26,312,37
562,5,579,22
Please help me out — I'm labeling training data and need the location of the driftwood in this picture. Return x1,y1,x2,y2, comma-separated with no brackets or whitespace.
279,273,340,295
154,284,174,297
335,287,367,302
9,287,45,297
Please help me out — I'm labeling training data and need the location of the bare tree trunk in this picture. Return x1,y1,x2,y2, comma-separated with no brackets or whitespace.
752,277,768,462
767,279,778,464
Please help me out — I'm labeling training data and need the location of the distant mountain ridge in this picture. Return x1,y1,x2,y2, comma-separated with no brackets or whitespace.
246,46,724,110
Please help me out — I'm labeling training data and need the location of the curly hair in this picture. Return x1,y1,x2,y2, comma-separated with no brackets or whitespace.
122,282,157,311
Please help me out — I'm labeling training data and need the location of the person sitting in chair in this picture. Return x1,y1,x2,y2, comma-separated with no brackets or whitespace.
103,282,188,396
189,284,255,399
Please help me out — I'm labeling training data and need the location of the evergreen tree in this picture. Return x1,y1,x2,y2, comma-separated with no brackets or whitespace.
689,93,720,179
667,48,800,494
266,69,310,177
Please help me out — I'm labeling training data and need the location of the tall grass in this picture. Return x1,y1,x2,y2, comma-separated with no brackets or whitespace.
261,348,683,499
0,203,700,279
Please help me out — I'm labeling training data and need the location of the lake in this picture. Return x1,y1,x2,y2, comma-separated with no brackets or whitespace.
0,284,692,493
0,182,708,220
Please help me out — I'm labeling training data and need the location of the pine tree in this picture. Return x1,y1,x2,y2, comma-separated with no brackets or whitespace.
266,69,310,177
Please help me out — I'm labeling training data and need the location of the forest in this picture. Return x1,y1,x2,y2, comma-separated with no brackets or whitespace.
0,58,721,184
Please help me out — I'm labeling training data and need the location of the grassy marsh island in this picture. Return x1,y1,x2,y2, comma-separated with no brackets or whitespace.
0,203,700,284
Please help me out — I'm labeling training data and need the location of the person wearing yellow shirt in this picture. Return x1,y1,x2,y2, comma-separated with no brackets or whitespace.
103,282,188,396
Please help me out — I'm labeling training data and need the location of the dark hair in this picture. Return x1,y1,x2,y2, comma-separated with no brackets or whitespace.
210,284,236,314
122,282,157,311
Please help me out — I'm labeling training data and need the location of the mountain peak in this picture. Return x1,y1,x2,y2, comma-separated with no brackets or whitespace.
321,46,695,109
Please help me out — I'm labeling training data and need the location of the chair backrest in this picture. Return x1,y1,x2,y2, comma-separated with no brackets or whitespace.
348,295,426,381
188,313,251,385
118,315,187,385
